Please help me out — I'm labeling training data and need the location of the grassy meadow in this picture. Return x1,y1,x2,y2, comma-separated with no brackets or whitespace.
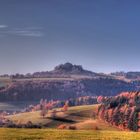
0,128,140,140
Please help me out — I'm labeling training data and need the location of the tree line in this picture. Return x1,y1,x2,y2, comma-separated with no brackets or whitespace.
97,92,140,131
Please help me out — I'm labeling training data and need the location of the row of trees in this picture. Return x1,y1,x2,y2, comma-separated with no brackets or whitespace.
23,96,97,111
21,96,97,118
97,92,140,131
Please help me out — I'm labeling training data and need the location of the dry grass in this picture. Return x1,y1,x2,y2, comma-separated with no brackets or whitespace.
0,128,140,140
7,104,118,131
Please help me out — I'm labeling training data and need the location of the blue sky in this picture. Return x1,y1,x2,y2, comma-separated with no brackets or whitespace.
0,0,140,74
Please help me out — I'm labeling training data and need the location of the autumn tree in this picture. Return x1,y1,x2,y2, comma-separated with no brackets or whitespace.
63,101,69,112
40,108,47,118
40,99,48,118
97,96,104,104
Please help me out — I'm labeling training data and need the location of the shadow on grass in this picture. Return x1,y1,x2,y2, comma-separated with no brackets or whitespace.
47,117,76,123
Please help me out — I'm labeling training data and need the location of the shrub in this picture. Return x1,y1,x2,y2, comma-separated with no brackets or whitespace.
68,125,77,130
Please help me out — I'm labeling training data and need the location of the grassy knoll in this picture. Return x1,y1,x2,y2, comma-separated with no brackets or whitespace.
7,105,96,127
7,105,119,131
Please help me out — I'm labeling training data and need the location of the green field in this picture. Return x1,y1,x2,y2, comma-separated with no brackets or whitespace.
0,128,140,140
1,105,140,140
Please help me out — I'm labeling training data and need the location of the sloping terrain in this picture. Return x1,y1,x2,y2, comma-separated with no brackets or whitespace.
7,105,119,131
0,78,136,101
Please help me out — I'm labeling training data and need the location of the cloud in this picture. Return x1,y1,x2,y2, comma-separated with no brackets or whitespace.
9,30,44,37
0,25,8,28
0,27,44,37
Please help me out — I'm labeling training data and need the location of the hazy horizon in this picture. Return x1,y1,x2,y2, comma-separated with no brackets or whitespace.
0,0,140,74
0,62,140,75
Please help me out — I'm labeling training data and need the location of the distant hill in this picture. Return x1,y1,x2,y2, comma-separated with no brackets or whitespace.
110,71,140,81
2,62,108,79
52,63,97,75
14,63,104,79
0,63,140,102
2,63,140,81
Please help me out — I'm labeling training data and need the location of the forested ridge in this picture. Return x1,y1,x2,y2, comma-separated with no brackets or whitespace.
0,78,136,101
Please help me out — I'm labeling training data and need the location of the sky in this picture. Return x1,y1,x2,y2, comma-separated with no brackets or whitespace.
0,0,140,74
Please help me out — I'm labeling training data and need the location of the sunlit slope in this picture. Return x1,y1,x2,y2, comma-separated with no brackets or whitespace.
7,105,119,130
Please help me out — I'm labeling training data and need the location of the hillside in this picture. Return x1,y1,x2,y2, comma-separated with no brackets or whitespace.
0,78,136,101
7,105,119,131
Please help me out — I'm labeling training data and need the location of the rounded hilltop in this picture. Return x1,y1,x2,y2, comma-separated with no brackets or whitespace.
53,62,94,75
54,62,84,73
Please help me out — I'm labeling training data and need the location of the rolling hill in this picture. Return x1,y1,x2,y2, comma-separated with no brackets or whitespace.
7,105,119,131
